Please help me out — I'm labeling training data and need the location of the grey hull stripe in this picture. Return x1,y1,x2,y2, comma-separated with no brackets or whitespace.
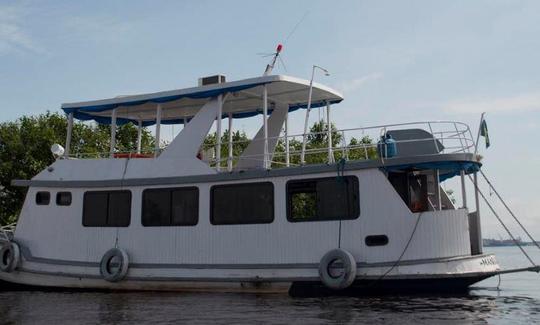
12,153,478,188
18,267,497,283
20,244,485,271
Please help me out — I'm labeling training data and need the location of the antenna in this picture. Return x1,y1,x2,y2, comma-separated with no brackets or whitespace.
263,43,283,76
261,11,309,76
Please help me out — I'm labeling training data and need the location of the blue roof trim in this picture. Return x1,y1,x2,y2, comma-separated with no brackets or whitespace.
383,160,481,182
65,95,343,126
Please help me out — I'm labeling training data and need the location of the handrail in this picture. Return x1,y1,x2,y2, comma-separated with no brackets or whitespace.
64,121,476,169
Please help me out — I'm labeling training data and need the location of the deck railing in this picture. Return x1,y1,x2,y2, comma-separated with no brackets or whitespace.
65,121,475,170
201,120,475,170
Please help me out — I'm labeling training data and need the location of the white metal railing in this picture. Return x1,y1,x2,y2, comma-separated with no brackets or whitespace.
64,121,475,170
202,120,475,169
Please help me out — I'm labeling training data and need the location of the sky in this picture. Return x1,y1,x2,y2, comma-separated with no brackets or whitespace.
1,0,540,242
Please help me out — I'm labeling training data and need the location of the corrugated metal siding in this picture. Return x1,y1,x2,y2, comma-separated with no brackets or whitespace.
15,169,470,267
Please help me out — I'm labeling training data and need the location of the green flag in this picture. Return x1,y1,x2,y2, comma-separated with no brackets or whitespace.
480,119,490,148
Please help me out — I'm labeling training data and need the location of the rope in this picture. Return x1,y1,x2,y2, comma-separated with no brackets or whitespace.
336,158,346,248
480,170,540,251
369,212,423,286
468,175,537,267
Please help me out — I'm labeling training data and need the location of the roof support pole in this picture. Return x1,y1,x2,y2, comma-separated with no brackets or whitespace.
216,94,223,171
460,170,467,209
155,104,162,158
473,171,483,253
110,108,117,158
263,85,269,169
64,112,73,158
285,109,290,167
326,101,334,164
136,120,142,154
300,73,314,165
435,169,442,210
227,113,233,172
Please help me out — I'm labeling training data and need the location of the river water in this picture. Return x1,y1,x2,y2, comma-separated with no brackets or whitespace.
0,246,539,324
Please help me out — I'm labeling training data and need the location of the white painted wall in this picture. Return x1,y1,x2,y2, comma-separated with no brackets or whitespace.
14,168,471,267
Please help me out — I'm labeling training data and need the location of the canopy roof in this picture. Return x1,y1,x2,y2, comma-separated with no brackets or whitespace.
61,75,344,126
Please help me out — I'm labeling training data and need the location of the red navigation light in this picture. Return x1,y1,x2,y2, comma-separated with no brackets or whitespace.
276,44,283,53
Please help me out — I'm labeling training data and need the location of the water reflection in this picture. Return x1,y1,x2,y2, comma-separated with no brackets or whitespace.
1,291,539,325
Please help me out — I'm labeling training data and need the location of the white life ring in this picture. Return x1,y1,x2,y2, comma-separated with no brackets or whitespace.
319,248,357,290
100,248,129,282
0,242,21,273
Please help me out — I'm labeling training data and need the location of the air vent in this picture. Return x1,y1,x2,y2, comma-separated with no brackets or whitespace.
198,75,226,86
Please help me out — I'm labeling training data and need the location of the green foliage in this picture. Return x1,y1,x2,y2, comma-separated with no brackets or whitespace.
0,112,154,225
203,129,251,167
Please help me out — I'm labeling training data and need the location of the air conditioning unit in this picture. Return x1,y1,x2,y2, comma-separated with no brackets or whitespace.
198,75,226,87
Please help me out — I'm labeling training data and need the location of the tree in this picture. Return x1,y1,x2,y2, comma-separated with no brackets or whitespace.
0,112,154,225
203,129,251,167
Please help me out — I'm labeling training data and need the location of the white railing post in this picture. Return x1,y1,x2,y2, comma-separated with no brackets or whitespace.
64,112,74,158
461,170,467,209
110,108,117,158
154,104,162,158
435,169,442,210
427,122,440,152
216,95,223,171
228,112,233,172
326,101,334,164
285,110,290,167
263,85,269,169
136,120,142,154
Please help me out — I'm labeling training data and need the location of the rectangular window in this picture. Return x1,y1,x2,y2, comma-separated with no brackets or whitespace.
36,191,50,205
287,176,360,222
83,190,131,227
211,182,274,225
142,187,199,226
56,192,72,206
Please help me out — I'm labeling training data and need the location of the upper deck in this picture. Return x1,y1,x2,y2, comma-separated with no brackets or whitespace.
13,74,481,186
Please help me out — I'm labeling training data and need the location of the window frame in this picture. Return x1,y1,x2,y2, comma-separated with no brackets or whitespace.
141,186,199,227
286,176,360,223
56,192,72,206
210,181,275,226
82,190,132,227
35,191,50,205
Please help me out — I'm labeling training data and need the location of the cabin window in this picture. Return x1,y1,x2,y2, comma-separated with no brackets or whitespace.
36,191,50,205
286,176,360,222
56,192,72,206
83,191,131,227
210,182,274,225
365,235,389,246
142,187,199,226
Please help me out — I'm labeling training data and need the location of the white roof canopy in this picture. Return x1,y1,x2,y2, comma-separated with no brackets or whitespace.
61,75,344,126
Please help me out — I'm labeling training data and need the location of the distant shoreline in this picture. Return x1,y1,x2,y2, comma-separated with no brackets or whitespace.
483,238,537,247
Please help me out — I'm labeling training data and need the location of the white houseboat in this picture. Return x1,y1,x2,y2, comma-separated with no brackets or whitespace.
0,72,508,295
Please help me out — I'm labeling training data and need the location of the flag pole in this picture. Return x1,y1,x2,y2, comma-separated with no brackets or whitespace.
474,112,486,156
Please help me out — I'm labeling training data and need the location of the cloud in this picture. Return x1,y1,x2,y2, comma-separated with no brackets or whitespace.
334,73,383,94
442,91,540,114
0,4,43,55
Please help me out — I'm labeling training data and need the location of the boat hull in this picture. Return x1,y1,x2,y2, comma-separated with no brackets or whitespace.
0,253,500,295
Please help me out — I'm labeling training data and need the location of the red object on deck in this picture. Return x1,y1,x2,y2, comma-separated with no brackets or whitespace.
113,153,153,159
